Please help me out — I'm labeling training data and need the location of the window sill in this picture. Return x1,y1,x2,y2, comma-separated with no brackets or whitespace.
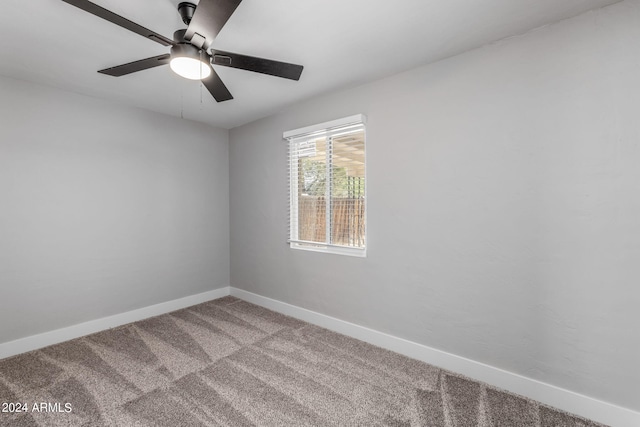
289,242,366,258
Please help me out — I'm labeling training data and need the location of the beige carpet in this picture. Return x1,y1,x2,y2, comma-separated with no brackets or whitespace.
0,296,606,426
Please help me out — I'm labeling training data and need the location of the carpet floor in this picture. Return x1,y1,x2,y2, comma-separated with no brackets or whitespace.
0,296,606,426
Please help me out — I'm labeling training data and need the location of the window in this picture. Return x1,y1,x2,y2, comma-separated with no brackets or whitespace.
284,115,366,257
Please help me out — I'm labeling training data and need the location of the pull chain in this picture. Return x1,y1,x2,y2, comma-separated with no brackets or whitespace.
199,49,204,105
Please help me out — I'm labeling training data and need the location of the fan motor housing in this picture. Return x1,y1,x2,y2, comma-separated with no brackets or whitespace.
171,30,209,67
173,29,190,44
170,41,203,61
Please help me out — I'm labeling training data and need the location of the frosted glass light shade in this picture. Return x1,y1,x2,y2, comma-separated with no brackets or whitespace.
170,57,211,80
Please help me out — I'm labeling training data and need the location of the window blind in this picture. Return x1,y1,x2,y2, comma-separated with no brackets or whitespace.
284,115,366,256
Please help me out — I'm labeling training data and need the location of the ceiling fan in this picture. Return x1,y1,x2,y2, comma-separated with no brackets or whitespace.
61,0,304,102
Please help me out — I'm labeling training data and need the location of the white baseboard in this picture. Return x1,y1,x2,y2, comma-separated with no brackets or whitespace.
0,286,231,360
230,287,640,427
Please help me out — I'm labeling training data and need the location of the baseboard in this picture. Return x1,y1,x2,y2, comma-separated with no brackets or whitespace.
230,287,640,427
0,286,231,360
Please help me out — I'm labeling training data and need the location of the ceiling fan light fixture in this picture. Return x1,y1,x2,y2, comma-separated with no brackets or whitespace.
169,43,211,80
170,57,211,80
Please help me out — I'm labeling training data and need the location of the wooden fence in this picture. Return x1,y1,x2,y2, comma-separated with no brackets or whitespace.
298,196,365,247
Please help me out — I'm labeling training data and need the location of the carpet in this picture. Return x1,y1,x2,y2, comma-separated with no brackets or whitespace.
0,296,606,426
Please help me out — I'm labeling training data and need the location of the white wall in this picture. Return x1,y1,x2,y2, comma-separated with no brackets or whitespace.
0,76,229,344
229,0,640,412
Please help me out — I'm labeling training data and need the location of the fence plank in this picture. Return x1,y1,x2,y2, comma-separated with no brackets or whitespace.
298,196,364,247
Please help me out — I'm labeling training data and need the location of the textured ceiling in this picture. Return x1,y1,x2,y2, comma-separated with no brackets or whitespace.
0,0,621,129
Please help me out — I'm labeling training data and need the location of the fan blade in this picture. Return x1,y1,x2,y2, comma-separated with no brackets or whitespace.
202,66,233,102
185,0,242,49
61,0,174,46
211,50,303,80
98,54,171,77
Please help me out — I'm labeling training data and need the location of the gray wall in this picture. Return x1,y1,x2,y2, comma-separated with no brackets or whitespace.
230,1,640,411
0,76,229,344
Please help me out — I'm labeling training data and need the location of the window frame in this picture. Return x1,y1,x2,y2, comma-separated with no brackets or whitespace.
284,114,367,257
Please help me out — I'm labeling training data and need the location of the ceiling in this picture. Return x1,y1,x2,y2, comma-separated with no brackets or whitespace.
0,0,621,129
